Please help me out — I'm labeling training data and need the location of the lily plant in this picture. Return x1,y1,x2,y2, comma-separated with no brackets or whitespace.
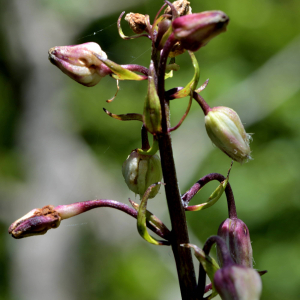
8,1,265,299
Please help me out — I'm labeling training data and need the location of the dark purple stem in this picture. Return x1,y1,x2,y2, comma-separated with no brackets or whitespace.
155,32,198,299
165,0,179,19
141,125,151,150
197,236,233,299
55,200,171,241
193,92,211,115
203,236,233,267
197,262,206,300
157,33,176,102
120,64,149,76
181,173,237,219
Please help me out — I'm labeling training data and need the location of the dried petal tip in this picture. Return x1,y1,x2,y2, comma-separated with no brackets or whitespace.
205,106,252,163
125,13,147,34
164,0,192,18
122,150,162,199
8,205,61,239
48,42,109,87
214,265,262,300
217,218,253,268
172,10,229,52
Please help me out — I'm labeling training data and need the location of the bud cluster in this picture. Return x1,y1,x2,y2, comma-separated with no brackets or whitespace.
8,1,263,300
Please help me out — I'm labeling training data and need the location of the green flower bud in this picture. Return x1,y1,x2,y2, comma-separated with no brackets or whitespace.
214,265,262,300
205,106,252,163
143,61,162,134
122,150,163,198
48,42,110,87
217,218,253,268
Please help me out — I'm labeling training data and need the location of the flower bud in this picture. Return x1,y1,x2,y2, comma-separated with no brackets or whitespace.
143,61,162,134
217,218,253,268
172,11,229,52
8,205,61,239
122,150,163,198
48,42,110,87
205,106,252,163
214,265,262,300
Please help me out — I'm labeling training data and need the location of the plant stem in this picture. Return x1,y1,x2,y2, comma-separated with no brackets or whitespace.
154,33,198,300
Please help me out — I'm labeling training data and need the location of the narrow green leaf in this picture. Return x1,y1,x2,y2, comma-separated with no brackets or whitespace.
185,178,228,212
94,53,147,81
103,108,143,122
182,243,220,292
185,163,232,211
171,51,200,99
129,199,170,238
137,183,167,245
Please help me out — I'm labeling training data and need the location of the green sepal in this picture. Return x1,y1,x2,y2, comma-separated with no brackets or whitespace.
165,63,180,79
143,61,162,134
165,70,173,79
129,199,170,238
137,183,167,245
166,63,180,72
185,163,232,212
137,137,159,156
93,53,147,81
103,108,143,122
171,51,200,99
185,177,228,212
208,291,219,300
182,243,220,294
195,78,209,93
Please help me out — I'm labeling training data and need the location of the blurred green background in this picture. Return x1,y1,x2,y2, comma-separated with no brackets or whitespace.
1,0,300,299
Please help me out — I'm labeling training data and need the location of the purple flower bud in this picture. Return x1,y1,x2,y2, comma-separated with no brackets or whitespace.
214,265,262,300
122,150,162,199
8,205,61,239
205,106,252,163
48,42,110,87
172,11,229,52
217,218,253,268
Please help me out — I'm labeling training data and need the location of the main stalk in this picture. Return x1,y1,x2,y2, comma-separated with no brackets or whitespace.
153,35,199,300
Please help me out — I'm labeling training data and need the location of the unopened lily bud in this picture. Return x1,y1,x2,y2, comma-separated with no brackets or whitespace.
205,106,252,163
217,218,253,268
122,150,162,199
214,265,262,300
172,11,229,52
48,42,110,87
8,205,61,239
